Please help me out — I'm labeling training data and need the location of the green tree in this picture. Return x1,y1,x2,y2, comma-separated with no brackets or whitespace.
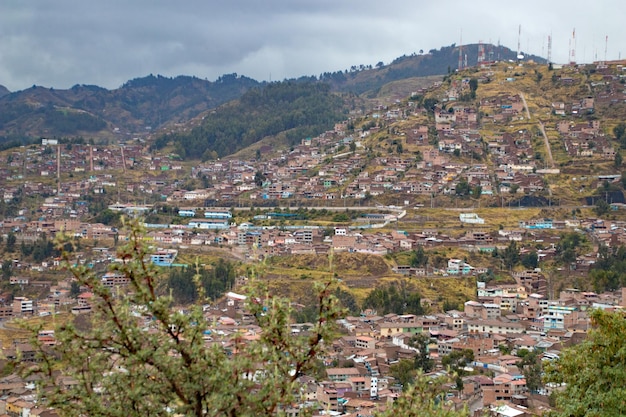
363,282,424,316
1,259,12,280
468,78,478,94
471,185,482,199
92,209,121,226
411,333,434,373
5,231,16,253
521,251,538,269
441,349,474,389
502,240,520,269
594,198,610,216
518,350,542,393
390,358,417,387
441,349,474,375
254,171,266,187
556,232,587,266
20,241,33,257
410,246,428,268
614,122,626,148
455,178,470,197
615,151,623,168
377,371,468,417
69,281,81,298
27,221,345,417
544,309,626,416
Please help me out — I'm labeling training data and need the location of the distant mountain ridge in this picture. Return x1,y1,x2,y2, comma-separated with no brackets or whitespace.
0,73,262,142
0,43,545,146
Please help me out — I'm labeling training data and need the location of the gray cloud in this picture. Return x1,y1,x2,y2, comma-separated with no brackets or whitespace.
0,0,622,91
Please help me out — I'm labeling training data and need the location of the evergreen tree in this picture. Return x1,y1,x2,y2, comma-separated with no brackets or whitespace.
1,259,12,280
5,232,16,253
411,333,434,373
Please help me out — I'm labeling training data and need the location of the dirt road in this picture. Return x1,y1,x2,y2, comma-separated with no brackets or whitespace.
519,92,554,168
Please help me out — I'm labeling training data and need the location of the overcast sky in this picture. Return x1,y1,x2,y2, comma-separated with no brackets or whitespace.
0,1,623,91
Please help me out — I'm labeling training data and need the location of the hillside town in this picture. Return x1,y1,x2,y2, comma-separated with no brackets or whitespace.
0,60,625,416
1,274,625,416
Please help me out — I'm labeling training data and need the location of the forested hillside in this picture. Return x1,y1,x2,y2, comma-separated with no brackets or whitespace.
151,81,352,159
0,74,261,143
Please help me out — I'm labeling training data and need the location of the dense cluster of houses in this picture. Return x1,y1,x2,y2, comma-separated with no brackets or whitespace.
3,274,625,417
0,64,624,225
0,61,626,416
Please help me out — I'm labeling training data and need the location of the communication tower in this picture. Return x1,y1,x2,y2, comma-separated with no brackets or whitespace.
458,30,463,71
517,25,524,62
569,28,576,65
547,35,552,64
477,40,486,65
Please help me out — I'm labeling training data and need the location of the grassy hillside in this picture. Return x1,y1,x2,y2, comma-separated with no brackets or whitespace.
258,252,476,312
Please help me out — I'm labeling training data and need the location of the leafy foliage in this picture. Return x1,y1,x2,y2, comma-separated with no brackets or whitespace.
521,250,538,269
412,333,435,373
455,178,470,197
590,244,626,292
388,333,435,388
27,220,345,417
441,349,474,390
614,122,626,148
377,371,469,417
517,350,543,393
165,259,236,304
19,235,58,262
555,231,588,266
292,287,359,323
544,309,626,416
91,208,121,226
363,281,424,315
410,246,429,267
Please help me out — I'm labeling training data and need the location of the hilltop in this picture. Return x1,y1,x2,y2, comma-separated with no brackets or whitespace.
0,74,262,144
0,43,541,147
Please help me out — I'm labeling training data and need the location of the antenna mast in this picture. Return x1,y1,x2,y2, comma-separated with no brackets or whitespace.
517,25,521,58
458,29,463,71
570,28,576,65
478,40,485,65
547,34,552,64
